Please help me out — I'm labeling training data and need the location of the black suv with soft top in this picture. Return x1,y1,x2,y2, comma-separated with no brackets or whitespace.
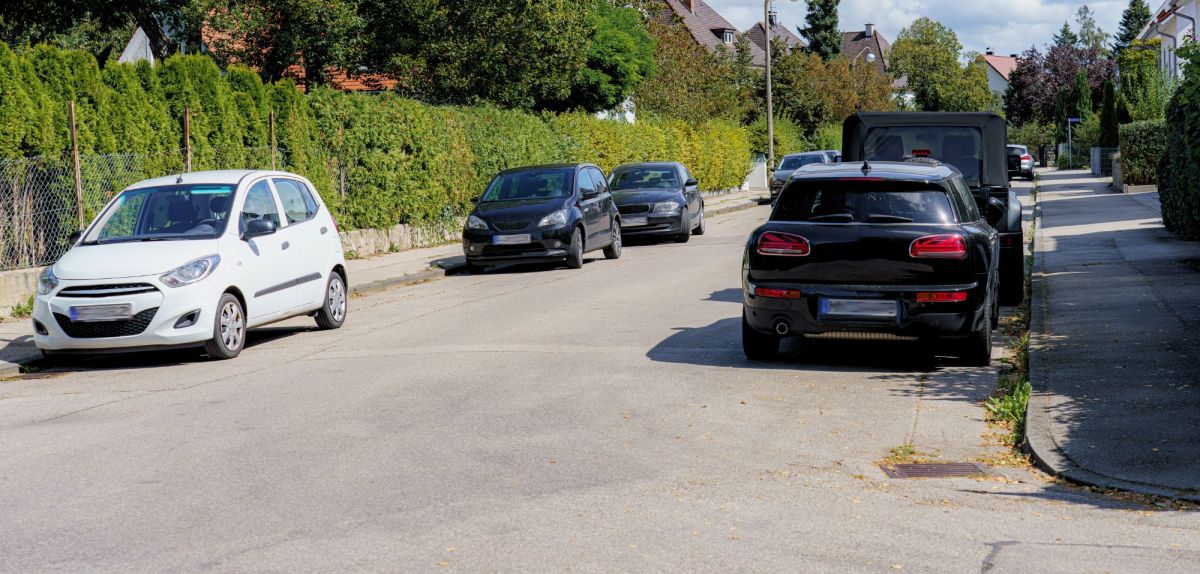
742,161,1000,365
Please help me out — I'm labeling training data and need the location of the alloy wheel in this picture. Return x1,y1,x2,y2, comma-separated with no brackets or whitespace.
328,275,347,322
220,301,245,351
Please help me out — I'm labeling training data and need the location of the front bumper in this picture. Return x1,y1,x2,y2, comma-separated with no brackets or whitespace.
619,214,684,236
742,282,986,339
463,225,575,265
33,275,221,351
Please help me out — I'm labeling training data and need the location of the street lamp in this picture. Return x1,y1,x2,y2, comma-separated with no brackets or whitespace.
765,0,799,176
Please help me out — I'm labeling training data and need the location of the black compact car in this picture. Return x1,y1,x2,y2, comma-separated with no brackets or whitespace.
462,164,622,271
608,162,705,243
770,152,832,198
742,161,999,365
842,113,1024,304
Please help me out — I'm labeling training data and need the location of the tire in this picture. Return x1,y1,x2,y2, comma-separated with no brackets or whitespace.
566,227,584,269
315,272,348,330
990,289,1000,330
205,293,246,360
675,213,691,243
693,207,706,235
961,304,993,367
603,220,622,260
1000,247,1025,305
742,312,780,361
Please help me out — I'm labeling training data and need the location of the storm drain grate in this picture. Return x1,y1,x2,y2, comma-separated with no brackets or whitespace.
880,462,988,479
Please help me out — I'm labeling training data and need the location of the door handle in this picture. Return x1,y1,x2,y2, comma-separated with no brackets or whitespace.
282,241,290,250
320,226,329,235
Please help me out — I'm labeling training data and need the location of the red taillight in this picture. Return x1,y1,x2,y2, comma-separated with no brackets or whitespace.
912,148,932,157
757,232,810,256
916,291,968,303
909,234,967,259
754,287,803,299
1021,154,1032,161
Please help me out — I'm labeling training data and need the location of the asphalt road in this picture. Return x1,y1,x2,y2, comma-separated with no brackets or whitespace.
1,194,1197,573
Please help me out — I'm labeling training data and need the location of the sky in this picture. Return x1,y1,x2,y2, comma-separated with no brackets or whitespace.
705,0,1135,56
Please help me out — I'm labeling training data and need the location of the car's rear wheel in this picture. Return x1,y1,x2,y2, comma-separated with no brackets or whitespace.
205,293,245,360
961,304,993,366
693,207,706,235
315,272,347,330
566,227,584,269
675,213,691,243
742,312,780,361
603,220,622,260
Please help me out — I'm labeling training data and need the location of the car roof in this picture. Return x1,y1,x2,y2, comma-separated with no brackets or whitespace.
125,170,301,190
790,161,957,182
612,162,678,169
498,163,594,175
783,152,826,158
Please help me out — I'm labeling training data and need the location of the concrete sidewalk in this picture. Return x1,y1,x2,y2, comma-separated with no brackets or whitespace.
1027,169,1200,500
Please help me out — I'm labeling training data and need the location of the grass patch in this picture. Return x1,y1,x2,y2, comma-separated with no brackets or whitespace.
986,207,1037,447
882,443,940,465
8,294,34,320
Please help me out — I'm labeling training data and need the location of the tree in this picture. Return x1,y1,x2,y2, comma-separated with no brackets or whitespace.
889,18,991,112
1075,6,1110,57
0,0,199,61
1052,21,1079,47
633,19,744,124
545,1,655,113
1004,47,1052,125
800,0,841,61
1114,0,1152,53
1098,80,1119,147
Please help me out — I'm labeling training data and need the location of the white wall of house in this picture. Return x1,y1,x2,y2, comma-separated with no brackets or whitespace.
986,66,1009,96
1139,0,1198,77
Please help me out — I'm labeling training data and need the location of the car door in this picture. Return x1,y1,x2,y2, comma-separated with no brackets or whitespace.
679,165,700,222
272,177,326,309
577,167,604,245
588,168,615,237
232,179,295,320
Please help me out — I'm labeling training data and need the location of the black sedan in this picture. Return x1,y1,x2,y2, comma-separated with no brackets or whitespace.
608,162,705,243
462,164,622,272
742,161,999,365
770,152,832,198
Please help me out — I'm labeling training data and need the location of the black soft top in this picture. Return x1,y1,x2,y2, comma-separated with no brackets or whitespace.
841,112,1008,188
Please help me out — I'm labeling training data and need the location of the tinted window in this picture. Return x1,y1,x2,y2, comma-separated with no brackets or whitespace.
241,180,281,231
480,169,573,202
947,177,980,222
863,127,984,184
779,154,825,171
274,179,318,224
772,180,955,224
578,169,597,195
85,185,235,244
589,169,609,193
609,167,680,190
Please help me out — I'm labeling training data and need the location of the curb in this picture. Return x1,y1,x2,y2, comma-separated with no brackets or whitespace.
706,200,762,218
1022,198,1200,502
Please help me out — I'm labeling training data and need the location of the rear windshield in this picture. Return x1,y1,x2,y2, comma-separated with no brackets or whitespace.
863,127,983,185
772,180,955,224
779,154,824,171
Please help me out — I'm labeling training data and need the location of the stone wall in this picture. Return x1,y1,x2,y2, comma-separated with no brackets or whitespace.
338,219,464,259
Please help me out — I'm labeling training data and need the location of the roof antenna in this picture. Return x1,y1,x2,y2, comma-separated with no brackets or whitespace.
176,173,184,184
861,159,871,173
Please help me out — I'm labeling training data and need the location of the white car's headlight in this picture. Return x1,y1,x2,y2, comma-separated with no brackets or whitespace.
160,255,220,288
37,266,58,295
652,202,683,215
466,214,489,230
537,209,568,228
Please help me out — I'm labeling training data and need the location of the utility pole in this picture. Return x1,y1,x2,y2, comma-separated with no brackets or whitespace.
765,0,774,174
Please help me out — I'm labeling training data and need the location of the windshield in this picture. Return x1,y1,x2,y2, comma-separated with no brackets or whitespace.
779,154,823,171
863,127,984,185
772,180,955,224
82,184,235,244
481,169,573,202
609,167,679,190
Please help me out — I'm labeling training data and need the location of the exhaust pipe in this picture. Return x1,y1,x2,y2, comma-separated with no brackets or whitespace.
774,320,790,336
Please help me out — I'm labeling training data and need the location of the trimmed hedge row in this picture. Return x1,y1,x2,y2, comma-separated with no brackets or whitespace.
1159,45,1200,239
1118,120,1165,186
0,45,752,231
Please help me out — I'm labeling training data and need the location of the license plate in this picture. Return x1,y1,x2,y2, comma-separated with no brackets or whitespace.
622,217,648,227
819,298,898,320
69,304,133,322
493,234,531,245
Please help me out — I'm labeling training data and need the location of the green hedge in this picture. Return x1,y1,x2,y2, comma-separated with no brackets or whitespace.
1159,45,1200,239
746,115,808,158
1119,120,1165,186
0,44,753,231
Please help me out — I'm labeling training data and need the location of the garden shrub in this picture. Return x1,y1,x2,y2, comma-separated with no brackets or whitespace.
1118,119,1165,186
1159,44,1200,239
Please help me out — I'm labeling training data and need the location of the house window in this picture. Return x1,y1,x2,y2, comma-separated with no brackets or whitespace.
723,31,734,44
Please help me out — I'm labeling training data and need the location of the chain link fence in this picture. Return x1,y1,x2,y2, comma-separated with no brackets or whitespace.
0,146,282,271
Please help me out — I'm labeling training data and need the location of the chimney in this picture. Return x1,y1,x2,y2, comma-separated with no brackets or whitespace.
985,48,994,55
768,10,778,27
1010,53,1018,58
865,23,875,38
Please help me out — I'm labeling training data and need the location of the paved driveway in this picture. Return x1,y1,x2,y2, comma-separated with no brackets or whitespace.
0,188,1196,572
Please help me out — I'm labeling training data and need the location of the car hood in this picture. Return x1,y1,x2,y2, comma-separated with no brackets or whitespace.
612,188,682,204
54,239,222,280
474,198,569,219
773,169,796,181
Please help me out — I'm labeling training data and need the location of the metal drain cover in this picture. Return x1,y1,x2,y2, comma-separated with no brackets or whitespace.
880,462,988,479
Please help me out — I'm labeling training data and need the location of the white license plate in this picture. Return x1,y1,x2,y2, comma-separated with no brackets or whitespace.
819,298,898,319
69,304,134,322
493,234,531,245
622,217,648,227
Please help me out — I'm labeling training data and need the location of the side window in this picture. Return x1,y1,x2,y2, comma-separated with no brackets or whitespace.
273,178,318,224
241,180,281,232
951,177,981,222
589,169,608,193
578,169,596,195
680,166,693,184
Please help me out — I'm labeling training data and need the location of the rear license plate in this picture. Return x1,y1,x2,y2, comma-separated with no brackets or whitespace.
493,234,531,245
69,304,133,322
819,298,898,320
622,217,648,227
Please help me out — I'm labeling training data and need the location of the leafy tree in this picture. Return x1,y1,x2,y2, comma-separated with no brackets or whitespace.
800,0,841,61
545,1,654,113
1098,80,1119,147
1075,6,1110,57
1119,38,1175,121
1052,22,1079,47
889,18,992,112
0,1,198,61
633,18,744,124
773,48,895,131
1114,0,1152,53
1004,47,1052,125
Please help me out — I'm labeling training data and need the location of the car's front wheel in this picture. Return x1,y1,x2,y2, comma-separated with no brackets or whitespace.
603,220,622,260
205,293,245,360
566,227,584,269
742,312,780,361
675,212,692,243
315,272,347,330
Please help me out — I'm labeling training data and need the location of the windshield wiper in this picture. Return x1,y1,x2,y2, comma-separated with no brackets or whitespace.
807,213,854,222
864,214,914,223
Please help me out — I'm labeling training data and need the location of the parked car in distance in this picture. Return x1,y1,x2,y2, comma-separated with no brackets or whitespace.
770,152,832,199
463,164,621,272
820,149,841,163
742,161,1000,366
34,170,348,360
608,162,705,243
1007,144,1034,179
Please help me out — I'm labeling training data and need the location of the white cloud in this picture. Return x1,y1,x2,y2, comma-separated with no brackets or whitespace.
704,0,1128,55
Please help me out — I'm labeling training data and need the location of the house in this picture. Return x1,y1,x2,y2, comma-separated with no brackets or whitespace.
659,0,765,63
842,23,909,98
1136,0,1197,77
981,51,1019,96
745,11,807,67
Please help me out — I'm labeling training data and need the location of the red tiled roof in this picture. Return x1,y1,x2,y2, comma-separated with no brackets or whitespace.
982,54,1018,81
746,21,807,67
660,0,740,53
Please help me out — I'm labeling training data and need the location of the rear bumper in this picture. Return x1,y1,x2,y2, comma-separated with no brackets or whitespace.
742,282,987,339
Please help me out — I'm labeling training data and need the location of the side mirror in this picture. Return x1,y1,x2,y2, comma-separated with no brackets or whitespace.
685,178,698,187
68,230,83,245
243,219,277,240
985,197,1006,227
470,197,480,204
581,189,600,200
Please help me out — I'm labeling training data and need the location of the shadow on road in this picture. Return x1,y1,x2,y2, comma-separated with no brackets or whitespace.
30,326,312,373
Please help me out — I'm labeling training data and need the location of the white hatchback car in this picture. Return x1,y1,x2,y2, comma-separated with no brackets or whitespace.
33,170,348,359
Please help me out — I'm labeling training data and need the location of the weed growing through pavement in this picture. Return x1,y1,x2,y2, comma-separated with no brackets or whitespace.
8,294,34,320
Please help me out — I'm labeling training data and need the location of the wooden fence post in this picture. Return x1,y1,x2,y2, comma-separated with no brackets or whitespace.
269,110,277,170
184,106,192,173
68,100,84,228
